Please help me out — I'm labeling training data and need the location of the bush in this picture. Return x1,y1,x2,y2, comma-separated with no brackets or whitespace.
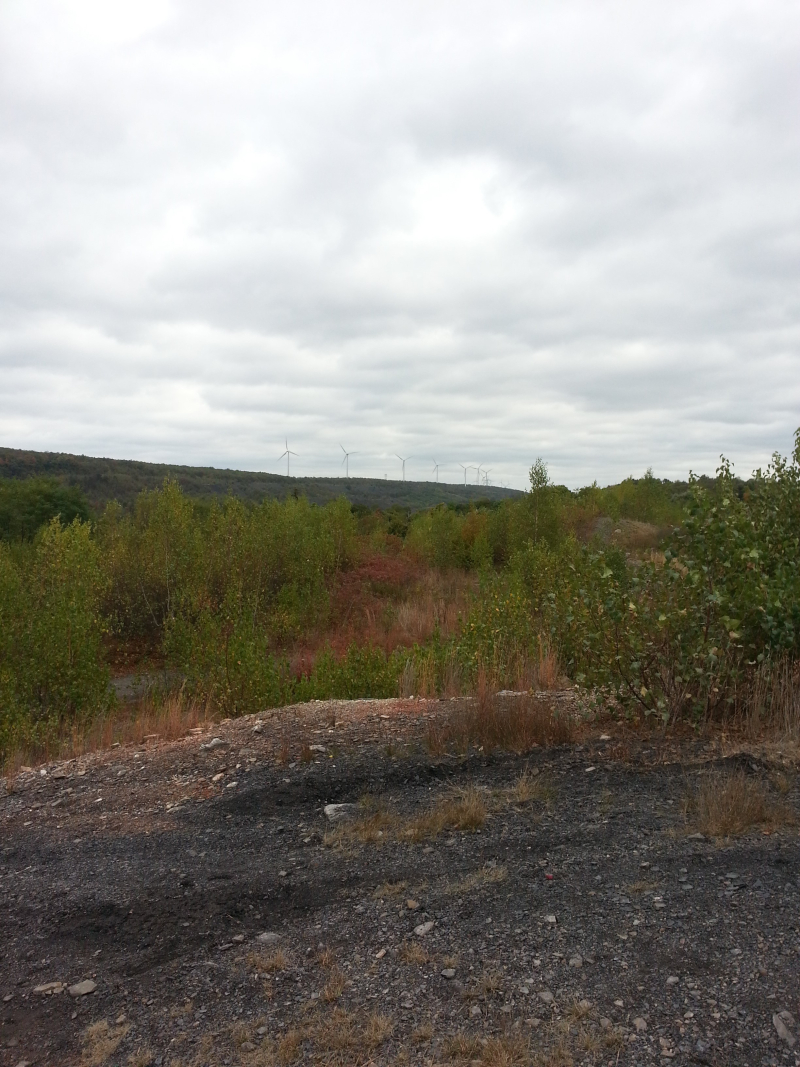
0,519,111,757
513,433,800,722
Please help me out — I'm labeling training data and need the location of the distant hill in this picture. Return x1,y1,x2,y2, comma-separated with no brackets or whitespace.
0,447,524,512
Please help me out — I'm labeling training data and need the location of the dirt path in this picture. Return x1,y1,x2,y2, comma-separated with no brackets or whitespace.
1,696,799,1067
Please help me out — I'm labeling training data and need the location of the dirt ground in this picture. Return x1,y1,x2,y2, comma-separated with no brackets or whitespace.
1,695,799,1067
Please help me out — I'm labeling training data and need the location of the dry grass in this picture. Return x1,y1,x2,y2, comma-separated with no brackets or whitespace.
267,1008,394,1065
741,657,800,740
398,940,429,965
277,1028,303,1064
503,769,553,806
321,966,346,1002
372,880,408,899
81,1020,130,1066
324,806,399,850
127,1051,154,1067
401,786,487,841
4,687,214,774
248,948,289,974
685,768,796,837
444,1033,529,1065
412,1022,433,1045
427,693,575,757
445,864,508,896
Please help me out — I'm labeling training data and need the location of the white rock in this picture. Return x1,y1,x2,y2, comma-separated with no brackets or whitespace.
633,1017,647,1032
666,976,679,986
773,1013,796,1047
257,932,282,945
568,955,582,968
324,803,359,821
414,921,434,936
441,968,456,979
539,990,554,1004
545,914,557,924
200,738,227,751
68,980,96,997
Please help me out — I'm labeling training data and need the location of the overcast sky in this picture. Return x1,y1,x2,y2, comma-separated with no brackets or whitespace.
1,0,799,489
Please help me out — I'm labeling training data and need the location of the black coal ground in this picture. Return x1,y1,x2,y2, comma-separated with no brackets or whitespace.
1,728,799,1067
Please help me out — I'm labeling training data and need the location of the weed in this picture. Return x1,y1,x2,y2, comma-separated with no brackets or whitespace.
411,1022,433,1044
504,769,552,806
686,769,796,837
277,1028,303,1064
402,786,487,841
398,941,429,965
445,865,508,896
321,966,346,1002
248,948,288,974
372,880,408,899
81,1020,130,1066
427,693,575,757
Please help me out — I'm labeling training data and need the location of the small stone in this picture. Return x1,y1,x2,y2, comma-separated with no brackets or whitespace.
200,737,227,751
633,1017,647,1032
773,1013,796,1047
225,781,238,789
115,1014,126,1024
470,1004,481,1017
252,723,263,733
375,948,386,959
240,1042,255,1052
545,914,557,924
414,921,434,936
579,999,591,1010
422,846,434,854
441,968,456,979
686,832,705,840
309,744,326,752
666,976,679,986
600,1017,612,1030
539,990,554,1005
568,955,583,968
614,999,624,1007
324,803,359,822
257,932,281,945
14,1060,33,1067
33,982,64,994
232,934,245,943
257,1026,268,1036
68,979,97,997
406,899,420,910
211,772,225,783
3,993,13,1001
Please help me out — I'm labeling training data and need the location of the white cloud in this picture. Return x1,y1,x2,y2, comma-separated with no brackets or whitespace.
1,0,799,488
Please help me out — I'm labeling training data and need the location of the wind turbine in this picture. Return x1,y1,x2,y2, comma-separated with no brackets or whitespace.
395,455,409,481
340,445,357,478
483,469,492,486
432,460,439,482
475,464,484,485
458,463,469,486
279,439,297,477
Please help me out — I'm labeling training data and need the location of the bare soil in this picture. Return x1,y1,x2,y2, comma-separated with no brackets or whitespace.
1,696,799,1067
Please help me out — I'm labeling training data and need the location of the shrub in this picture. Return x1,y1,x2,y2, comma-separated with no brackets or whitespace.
0,519,111,758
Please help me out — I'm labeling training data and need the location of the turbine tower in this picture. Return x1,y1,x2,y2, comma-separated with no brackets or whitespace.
279,439,298,477
340,445,357,478
395,455,409,481
432,460,439,482
458,463,469,486
483,469,492,486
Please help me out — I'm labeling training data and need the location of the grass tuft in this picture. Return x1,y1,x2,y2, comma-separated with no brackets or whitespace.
686,768,796,837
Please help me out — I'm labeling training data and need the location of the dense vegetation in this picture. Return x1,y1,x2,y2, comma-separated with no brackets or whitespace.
1,433,798,761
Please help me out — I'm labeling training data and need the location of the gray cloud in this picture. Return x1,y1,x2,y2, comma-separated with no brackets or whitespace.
1,0,799,489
